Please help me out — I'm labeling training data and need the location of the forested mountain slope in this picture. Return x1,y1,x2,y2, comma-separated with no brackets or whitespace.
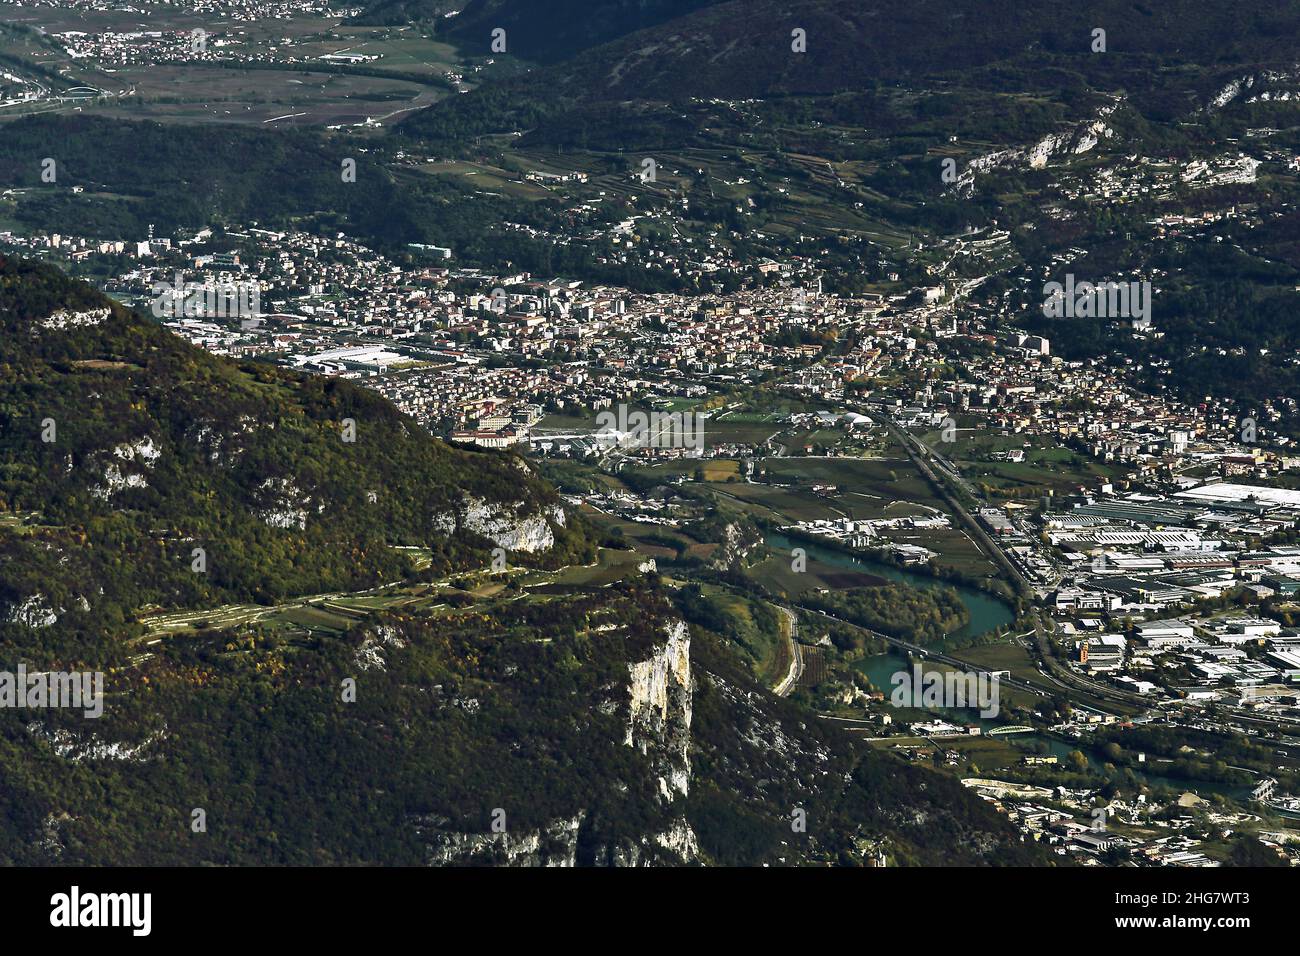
0,255,584,663
0,259,1041,866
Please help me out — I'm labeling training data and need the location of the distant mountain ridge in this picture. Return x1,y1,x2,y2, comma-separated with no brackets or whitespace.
443,0,727,61
401,0,1300,141
558,0,1300,99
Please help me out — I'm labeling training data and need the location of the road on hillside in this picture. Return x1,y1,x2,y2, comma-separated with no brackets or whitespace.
772,606,804,697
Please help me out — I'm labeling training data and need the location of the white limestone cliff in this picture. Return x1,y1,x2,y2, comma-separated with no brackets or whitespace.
1205,67,1300,112
36,307,111,331
459,495,556,553
953,100,1121,193
626,619,693,800
3,593,59,628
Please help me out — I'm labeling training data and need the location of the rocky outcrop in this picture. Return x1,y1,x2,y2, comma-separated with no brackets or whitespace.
953,100,1122,194
420,813,586,867
254,477,310,530
1204,67,1300,112
113,437,160,466
654,819,700,860
352,623,409,672
459,495,556,553
35,307,111,331
89,436,162,501
418,809,700,867
626,619,692,800
416,617,698,866
708,520,761,571
90,462,148,500
3,593,60,628
584,821,700,867
27,722,165,763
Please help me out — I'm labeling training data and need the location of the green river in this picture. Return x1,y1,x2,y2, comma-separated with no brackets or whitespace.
764,532,1254,800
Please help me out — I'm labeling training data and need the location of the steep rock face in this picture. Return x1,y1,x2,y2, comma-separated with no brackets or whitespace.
588,819,699,867
625,619,693,800
654,819,699,860
1025,117,1113,169
708,520,761,571
0,581,1040,866
415,613,700,867
419,810,701,867
459,495,558,553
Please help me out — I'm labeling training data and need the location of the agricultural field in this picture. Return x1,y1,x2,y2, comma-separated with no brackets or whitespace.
919,416,1117,500
864,734,1037,773
746,546,887,599
795,644,831,689
700,458,943,524
98,66,441,127
414,159,556,200
138,585,429,640
134,545,658,645
627,458,742,484
520,546,649,592
952,641,1057,694
760,454,944,517
578,505,718,563
711,482,845,522
873,525,1000,579
704,419,786,447
0,10,464,128
954,642,1141,717
854,653,1042,714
